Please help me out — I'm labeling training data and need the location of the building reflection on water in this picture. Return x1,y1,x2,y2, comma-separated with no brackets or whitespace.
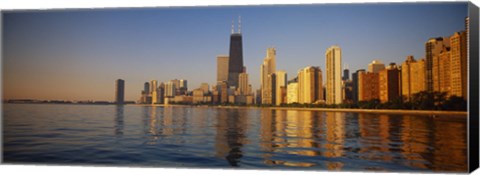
214,109,248,166
114,105,124,137
133,106,466,171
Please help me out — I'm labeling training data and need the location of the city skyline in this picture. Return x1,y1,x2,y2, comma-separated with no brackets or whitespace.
3,3,467,101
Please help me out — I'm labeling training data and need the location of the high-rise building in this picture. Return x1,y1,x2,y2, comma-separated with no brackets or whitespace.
402,56,427,100
217,55,229,83
368,60,386,73
144,82,150,95
358,72,380,101
287,78,299,104
115,79,125,104
298,66,323,104
150,80,158,104
218,81,228,103
426,37,449,92
275,70,287,105
165,81,176,98
343,64,350,80
450,31,468,99
352,69,365,103
325,45,342,105
227,17,244,88
438,49,451,95
379,63,401,103
238,72,250,95
260,48,277,105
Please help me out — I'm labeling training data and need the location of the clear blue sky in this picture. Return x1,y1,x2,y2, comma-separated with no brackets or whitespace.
3,2,468,101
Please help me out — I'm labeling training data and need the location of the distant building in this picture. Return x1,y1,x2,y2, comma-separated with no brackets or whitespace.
275,70,287,105
238,71,250,95
150,80,158,104
179,79,188,95
450,31,468,99
368,60,385,73
359,72,380,101
343,65,350,81
342,80,353,103
227,17,244,88
218,81,228,103
401,56,426,100
200,83,210,94
115,79,125,104
298,66,323,104
287,78,299,104
165,81,176,98
426,37,449,92
379,63,401,103
260,47,276,105
325,45,342,105
217,55,229,82
352,69,365,103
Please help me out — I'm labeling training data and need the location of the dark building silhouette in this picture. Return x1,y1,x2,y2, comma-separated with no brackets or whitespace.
115,79,125,104
343,68,350,80
227,17,244,88
352,69,365,103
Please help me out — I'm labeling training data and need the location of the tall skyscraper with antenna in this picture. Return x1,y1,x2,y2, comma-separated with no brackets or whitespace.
227,16,244,88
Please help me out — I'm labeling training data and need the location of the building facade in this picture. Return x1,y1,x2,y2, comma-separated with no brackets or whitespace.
275,70,287,105
115,79,125,104
379,63,401,103
227,17,244,88
260,48,277,105
298,66,323,104
325,45,342,105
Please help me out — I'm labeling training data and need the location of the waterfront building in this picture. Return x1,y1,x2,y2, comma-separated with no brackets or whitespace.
379,63,401,103
218,81,228,103
358,72,380,101
157,83,165,104
352,69,365,103
275,70,287,105
425,37,449,92
217,55,229,83
401,56,426,100
298,66,323,104
438,49,451,95
144,82,150,95
450,31,468,99
368,60,385,73
228,17,244,88
115,79,125,104
150,80,158,104
287,78,299,104
260,47,277,105
238,71,250,96
342,80,353,103
325,45,342,104
165,81,176,98
193,88,205,104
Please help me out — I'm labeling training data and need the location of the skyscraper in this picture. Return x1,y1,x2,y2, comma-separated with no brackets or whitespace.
298,66,323,104
325,45,342,105
275,70,287,105
352,69,365,103
217,55,229,83
450,31,468,99
343,64,350,80
238,72,250,95
426,37,449,92
150,80,158,104
115,79,125,104
227,17,244,88
287,78,299,104
379,63,401,103
165,81,176,98
261,48,276,105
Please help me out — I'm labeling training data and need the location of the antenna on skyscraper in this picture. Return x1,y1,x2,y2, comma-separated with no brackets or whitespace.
238,16,241,33
231,20,235,34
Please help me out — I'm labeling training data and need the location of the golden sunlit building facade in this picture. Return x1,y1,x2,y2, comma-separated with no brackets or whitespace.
379,63,401,103
325,45,342,105
298,66,323,104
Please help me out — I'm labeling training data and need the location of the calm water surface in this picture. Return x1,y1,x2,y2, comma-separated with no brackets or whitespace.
3,104,467,172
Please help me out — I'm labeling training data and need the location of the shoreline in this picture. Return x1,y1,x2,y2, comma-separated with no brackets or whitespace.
129,104,468,116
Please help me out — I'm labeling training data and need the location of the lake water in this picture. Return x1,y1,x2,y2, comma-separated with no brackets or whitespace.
2,104,468,172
